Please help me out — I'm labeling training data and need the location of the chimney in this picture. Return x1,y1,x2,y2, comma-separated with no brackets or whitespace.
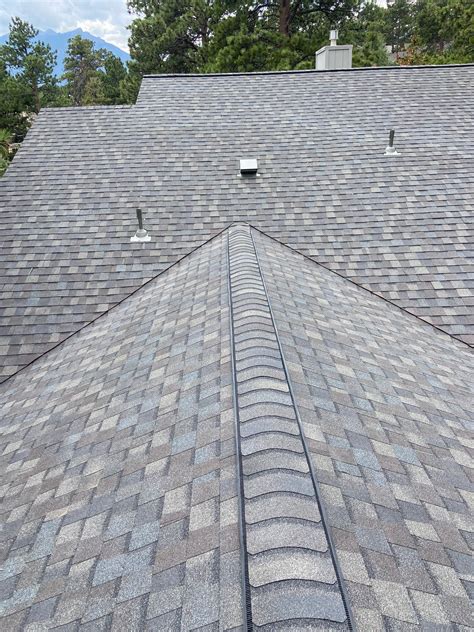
315,30,352,71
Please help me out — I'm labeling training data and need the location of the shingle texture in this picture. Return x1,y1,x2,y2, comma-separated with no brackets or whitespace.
0,231,244,631
228,226,350,629
252,226,474,629
2,223,473,631
1,65,474,380
1,61,474,631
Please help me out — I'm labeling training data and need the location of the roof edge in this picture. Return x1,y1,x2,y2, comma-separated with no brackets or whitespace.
41,104,133,113
251,225,474,353
142,63,474,79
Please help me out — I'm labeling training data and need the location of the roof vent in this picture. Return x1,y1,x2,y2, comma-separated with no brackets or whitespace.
240,158,258,176
316,30,352,70
130,208,151,242
384,129,399,156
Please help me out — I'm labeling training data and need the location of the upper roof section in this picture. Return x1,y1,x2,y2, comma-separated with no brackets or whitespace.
1,64,473,381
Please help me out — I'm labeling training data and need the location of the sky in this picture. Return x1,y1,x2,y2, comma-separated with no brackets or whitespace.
0,0,132,51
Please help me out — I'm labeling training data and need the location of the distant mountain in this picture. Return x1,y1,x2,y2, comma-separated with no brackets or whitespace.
0,28,130,77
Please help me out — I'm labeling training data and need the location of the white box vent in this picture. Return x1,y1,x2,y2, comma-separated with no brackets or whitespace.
240,158,258,176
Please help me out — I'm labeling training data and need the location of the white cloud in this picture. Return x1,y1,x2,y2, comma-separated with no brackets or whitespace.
0,0,132,51
75,17,130,50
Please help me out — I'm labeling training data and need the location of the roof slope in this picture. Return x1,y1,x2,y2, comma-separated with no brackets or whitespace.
1,65,473,381
252,226,474,629
0,230,244,630
1,224,473,630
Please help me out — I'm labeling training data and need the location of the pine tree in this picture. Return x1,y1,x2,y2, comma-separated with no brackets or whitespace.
63,35,107,106
0,59,30,140
385,0,413,58
0,17,56,113
102,53,127,104
411,0,474,63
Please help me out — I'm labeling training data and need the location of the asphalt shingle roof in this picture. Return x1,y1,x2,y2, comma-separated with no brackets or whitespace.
1,65,473,381
252,226,474,629
0,231,243,630
1,223,473,630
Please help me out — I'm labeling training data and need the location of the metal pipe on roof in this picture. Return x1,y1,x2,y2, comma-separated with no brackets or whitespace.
130,208,151,242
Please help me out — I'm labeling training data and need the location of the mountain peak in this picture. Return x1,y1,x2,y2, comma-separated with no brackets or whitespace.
0,28,130,76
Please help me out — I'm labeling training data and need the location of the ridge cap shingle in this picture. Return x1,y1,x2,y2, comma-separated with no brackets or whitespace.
142,62,474,79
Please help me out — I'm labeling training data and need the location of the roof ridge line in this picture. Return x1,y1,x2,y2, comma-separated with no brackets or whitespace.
142,63,474,79
227,224,354,628
248,223,473,352
0,224,234,388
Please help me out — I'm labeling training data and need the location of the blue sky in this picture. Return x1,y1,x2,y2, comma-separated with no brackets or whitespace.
0,0,132,51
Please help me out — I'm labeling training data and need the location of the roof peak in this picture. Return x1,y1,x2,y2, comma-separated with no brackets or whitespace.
142,63,474,79
3,220,470,390
1,220,472,630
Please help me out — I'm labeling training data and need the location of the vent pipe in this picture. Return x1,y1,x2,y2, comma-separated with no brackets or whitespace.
384,129,399,155
131,208,151,242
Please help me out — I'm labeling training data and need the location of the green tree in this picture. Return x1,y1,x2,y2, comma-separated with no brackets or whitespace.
0,17,56,112
409,0,474,63
0,59,30,140
63,36,129,106
342,1,390,66
385,0,413,58
83,75,107,105
0,128,13,176
127,0,361,76
102,52,127,104
63,35,107,105
247,0,359,38
119,65,142,104
127,0,226,75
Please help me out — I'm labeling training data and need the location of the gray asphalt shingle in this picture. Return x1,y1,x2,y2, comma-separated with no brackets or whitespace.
1,62,473,631
0,231,243,630
253,225,474,629
1,65,473,380
1,222,473,629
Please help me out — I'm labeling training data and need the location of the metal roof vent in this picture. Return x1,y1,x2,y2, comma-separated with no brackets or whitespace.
385,129,399,156
240,158,258,176
130,208,151,242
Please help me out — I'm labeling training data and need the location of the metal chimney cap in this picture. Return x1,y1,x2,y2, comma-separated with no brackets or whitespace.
330,29,339,46
240,158,258,176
